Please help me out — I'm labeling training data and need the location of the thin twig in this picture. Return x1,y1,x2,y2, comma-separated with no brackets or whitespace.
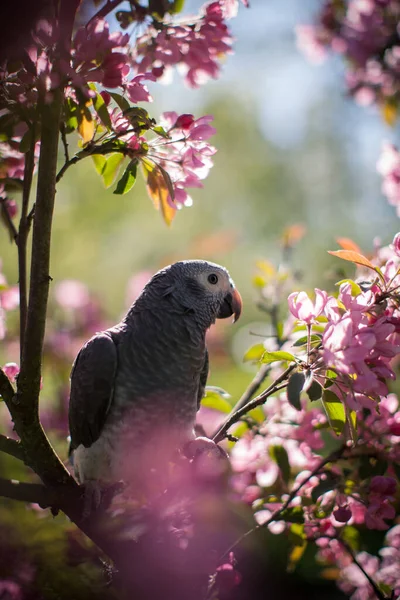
0,197,18,242
338,538,388,600
18,124,35,357
86,0,125,29
219,445,346,560
60,122,69,164
212,363,297,443
56,144,132,183
0,435,25,462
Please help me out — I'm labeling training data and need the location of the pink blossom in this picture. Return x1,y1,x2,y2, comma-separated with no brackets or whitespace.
3,362,19,384
377,142,400,216
54,280,90,311
296,25,328,64
132,2,234,88
369,476,397,497
126,74,155,103
1,287,19,311
288,289,328,324
391,232,400,257
365,500,395,530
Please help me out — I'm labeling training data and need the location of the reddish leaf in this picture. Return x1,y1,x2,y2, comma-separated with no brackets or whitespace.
142,159,176,225
328,250,376,271
336,237,363,254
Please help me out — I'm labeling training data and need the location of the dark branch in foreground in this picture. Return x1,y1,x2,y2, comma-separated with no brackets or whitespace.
0,435,25,462
18,127,36,355
0,477,56,508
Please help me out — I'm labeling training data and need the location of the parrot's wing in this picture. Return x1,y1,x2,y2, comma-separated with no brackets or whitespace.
69,332,118,452
197,348,209,410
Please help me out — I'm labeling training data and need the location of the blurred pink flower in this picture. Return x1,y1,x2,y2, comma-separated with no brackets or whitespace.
54,280,90,310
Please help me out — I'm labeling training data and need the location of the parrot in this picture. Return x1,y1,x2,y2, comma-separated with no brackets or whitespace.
68,260,242,503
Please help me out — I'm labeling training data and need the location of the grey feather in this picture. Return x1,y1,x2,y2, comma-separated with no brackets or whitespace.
69,331,118,453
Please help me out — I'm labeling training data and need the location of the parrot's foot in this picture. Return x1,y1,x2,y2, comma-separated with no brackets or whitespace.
81,480,125,518
183,436,230,481
183,436,227,460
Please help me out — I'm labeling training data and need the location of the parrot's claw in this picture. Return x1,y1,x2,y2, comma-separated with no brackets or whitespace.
183,436,227,460
81,480,125,518
82,480,103,519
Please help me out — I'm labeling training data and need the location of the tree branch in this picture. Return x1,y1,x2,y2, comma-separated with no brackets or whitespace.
56,144,132,183
18,125,36,357
0,197,18,242
0,367,15,405
5,90,75,491
0,435,25,462
86,0,125,28
212,363,297,443
0,477,56,508
338,538,388,600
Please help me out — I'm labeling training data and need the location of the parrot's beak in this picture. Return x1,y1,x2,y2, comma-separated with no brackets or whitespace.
217,288,242,323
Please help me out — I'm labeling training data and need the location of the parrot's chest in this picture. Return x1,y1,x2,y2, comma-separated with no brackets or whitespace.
74,401,195,489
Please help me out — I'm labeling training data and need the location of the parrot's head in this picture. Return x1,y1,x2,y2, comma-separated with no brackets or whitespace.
152,260,242,327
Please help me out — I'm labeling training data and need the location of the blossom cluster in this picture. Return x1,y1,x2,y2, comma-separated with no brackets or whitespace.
0,0,240,223
132,1,234,88
377,141,400,216
229,232,400,597
287,233,400,414
333,525,400,600
296,0,400,110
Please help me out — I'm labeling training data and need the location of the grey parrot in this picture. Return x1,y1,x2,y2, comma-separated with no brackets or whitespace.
68,260,242,499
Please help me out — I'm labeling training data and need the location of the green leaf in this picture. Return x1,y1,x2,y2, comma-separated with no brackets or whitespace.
269,445,291,484
92,93,112,129
243,343,266,362
378,583,393,596
287,372,305,411
113,160,137,195
288,523,305,547
335,279,362,295
293,334,322,347
341,526,360,552
260,351,296,364
109,92,130,113
170,0,185,13
311,474,338,503
102,153,125,188
153,125,170,139
202,391,232,413
322,389,346,436
248,406,266,423
64,98,79,132
92,154,106,175
306,379,322,402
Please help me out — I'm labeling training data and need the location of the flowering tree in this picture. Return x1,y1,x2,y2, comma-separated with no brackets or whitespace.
1,0,400,599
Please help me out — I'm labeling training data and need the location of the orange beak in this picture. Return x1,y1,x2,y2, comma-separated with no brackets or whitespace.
216,287,243,322
231,287,242,323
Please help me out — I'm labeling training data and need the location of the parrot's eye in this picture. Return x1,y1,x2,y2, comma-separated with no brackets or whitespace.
208,273,219,285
